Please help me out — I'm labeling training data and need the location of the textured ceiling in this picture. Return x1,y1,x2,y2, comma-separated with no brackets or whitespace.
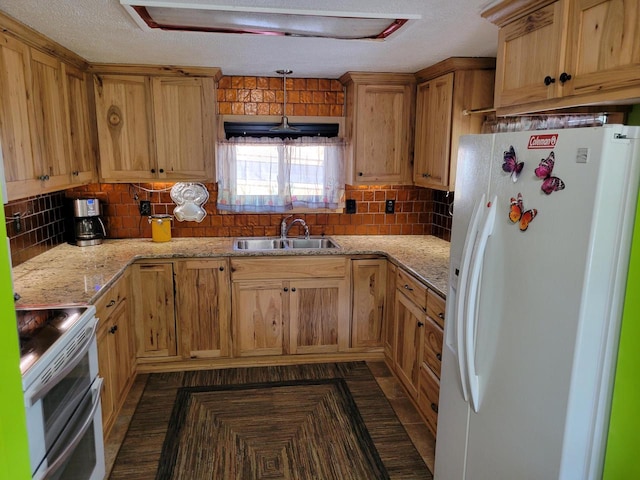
0,0,499,78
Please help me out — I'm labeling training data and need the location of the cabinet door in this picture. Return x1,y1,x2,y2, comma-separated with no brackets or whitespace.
152,77,216,181
351,259,387,350
353,83,412,184
422,316,443,379
494,1,566,107
0,32,37,201
384,262,397,361
29,49,71,192
565,0,640,97
96,321,116,433
233,280,284,357
175,259,231,359
132,263,177,358
413,74,453,189
62,63,96,185
417,364,440,437
394,291,425,398
111,299,135,399
94,74,156,181
289,277,348,354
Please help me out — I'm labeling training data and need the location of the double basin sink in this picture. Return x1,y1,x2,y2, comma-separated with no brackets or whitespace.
233,236,340,251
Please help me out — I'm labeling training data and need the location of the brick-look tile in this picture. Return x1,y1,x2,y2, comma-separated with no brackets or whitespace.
244,77,257,89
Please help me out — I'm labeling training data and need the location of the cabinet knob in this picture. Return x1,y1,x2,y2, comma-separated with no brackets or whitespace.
422,173,431,178
284,287,289,292
108,325,118,334
106,299,116,308
151,168,156,174
431,402,438,413
417,321,424,327
544,76,556,86
403,284,414,292
438,312,444,320
219,266,225,271
358,172,363,176
291,287,296,292
436,353,442,361
159,168,164,173
559,72,572,84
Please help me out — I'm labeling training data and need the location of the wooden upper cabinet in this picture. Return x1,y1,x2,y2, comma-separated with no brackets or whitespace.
565,0,640,97
94,74,156,181
94,70,218,183
62,63,97,185
413,59,495,192
29,49,72,191
0,32,37,201
340,73,415,185
484,0,640,114
152,77,216,180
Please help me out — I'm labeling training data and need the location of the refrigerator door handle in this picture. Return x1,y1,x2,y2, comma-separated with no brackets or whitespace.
465,195,497,413
454,193,486,403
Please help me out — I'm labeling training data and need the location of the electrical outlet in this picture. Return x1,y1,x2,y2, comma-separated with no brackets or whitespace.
346,199,356,214
139,200,151,216
385,199,395,214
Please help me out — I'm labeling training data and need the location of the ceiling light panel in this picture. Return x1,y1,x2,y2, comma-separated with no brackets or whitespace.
121,2,420,40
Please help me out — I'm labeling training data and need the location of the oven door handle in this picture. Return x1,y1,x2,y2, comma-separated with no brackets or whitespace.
37,377,103,480
26,316,99,407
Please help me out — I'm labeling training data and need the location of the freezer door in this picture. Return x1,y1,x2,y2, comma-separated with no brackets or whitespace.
462,126,639,480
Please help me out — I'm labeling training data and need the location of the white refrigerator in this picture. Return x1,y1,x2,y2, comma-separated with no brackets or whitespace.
435,125,640,480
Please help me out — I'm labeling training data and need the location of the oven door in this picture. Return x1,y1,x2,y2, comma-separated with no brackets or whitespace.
32,376,105,480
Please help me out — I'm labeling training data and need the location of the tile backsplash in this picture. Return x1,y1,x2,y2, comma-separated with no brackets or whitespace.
4,192,67,267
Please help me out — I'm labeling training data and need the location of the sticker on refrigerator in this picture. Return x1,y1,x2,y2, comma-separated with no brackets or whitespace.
528,133,558,149
509,193,537,231
502,145,524,182
535,151,566,195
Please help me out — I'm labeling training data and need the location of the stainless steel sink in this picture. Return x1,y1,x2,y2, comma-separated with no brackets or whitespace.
233,236,339,251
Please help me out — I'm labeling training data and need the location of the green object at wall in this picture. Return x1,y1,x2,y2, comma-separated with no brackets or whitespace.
602,157,640,479
0,192,31,479
627,104,640,126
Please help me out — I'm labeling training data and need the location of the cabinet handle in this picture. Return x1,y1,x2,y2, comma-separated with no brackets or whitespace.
358,172,363,176
422,173,431,178
72,171,79,176
284,287,289,292
403,284,414,291
417,321,424,327
106,299,116,308
544,76,556,86
291,287,296,292
39,175,50,181
108,325,118,334
438,312,444,320
559,72,572,84
219,266,225,271
436,353,442,361
151,168,156,174
431,402,438,413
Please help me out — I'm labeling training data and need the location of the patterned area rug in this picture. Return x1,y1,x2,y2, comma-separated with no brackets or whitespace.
109,362,431,480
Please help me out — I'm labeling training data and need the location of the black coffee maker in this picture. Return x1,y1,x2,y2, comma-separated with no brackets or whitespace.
72,198,106,246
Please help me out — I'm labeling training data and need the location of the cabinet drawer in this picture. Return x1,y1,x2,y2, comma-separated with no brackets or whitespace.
427,290,446,328
418,364,440,436
422,317,443,378
231,256,348,280
95,274,130,323
396,269,427,311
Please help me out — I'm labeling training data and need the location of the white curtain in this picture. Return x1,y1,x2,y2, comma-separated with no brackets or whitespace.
216,136,345,213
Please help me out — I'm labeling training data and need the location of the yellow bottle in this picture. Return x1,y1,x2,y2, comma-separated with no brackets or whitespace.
149,215,172,242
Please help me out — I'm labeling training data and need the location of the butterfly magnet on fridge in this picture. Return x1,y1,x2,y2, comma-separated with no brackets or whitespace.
502,145,524,183
535,151,565,195
509,193,537,231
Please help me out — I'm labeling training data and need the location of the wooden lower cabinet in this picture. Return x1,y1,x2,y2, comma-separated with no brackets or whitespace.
131,262,177,359
231,256,350,357
384,262,397,360
174,259,231,359
418,364,440,435
351,258,387,350
95,272,135,438
394,290,425,398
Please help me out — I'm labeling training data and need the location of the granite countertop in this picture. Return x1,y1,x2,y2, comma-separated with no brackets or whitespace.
12,235,450,306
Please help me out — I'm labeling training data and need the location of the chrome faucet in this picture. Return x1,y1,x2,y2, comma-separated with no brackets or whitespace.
281,215,310,239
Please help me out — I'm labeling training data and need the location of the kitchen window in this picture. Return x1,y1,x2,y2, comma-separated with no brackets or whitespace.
216,136,345,213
